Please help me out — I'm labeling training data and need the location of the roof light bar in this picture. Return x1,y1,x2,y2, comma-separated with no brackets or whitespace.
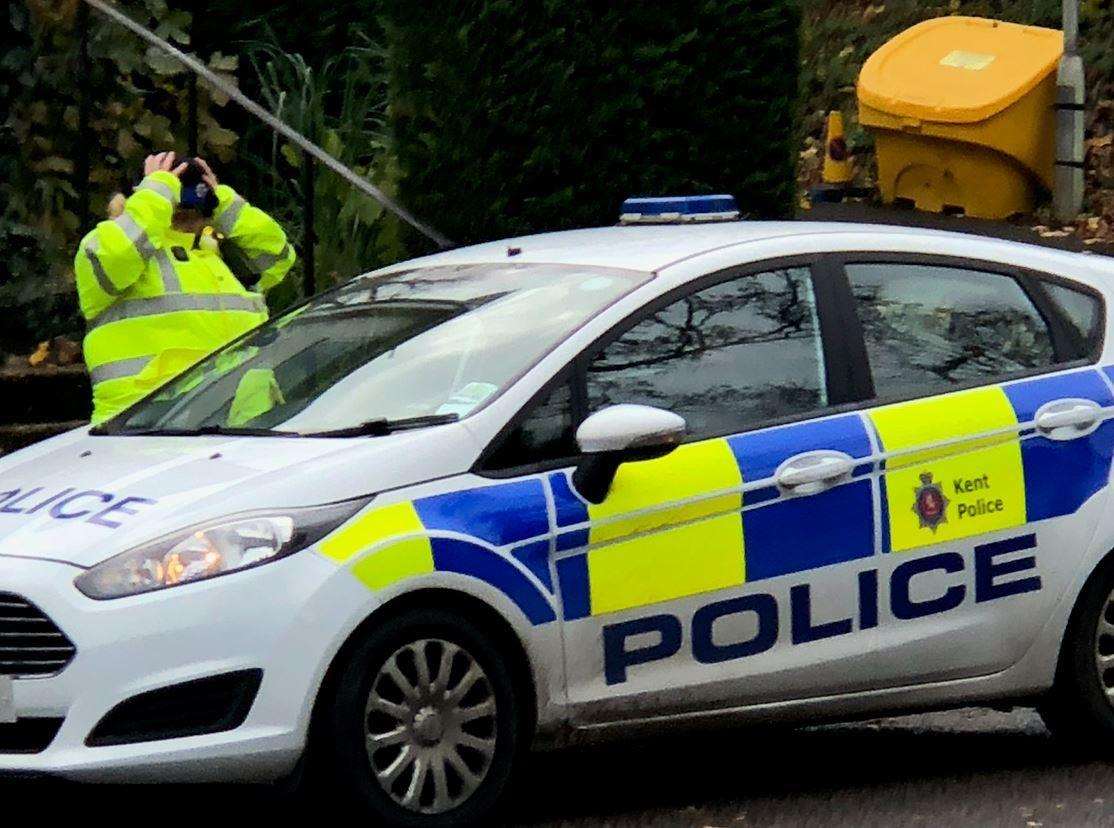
620,195,740,225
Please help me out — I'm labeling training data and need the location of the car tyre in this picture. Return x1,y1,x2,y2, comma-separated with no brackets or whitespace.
1040,559,1114,749
326,607,525,827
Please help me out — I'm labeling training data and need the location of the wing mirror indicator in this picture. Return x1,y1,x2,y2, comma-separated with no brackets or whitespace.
572,404,687,504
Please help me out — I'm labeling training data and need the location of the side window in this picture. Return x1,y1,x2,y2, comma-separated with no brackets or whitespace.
483,379,578,470
585,267,828,440
1042,280,1103,357
847,263,1057,400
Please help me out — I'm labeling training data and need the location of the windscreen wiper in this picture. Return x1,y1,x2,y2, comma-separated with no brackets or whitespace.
300,413,460,439
112,424,300,438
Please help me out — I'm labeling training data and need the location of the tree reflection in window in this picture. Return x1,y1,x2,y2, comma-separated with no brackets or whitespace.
586,268,827,439
847,264,1056,400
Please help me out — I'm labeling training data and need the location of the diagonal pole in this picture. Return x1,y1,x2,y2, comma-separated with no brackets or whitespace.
79,0,453,250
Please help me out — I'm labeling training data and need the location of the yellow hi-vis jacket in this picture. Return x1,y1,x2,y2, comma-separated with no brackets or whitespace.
74,170,296,424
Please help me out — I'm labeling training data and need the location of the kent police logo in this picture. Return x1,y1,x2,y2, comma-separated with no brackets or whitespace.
913,472,948,531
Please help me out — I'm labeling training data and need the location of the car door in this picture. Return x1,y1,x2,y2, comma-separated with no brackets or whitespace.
490,260,896,724
837,255,1114,688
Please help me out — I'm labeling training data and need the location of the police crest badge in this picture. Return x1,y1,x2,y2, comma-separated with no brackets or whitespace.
913,472,948,531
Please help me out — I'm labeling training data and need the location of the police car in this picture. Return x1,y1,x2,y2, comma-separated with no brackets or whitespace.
3,195,1114,825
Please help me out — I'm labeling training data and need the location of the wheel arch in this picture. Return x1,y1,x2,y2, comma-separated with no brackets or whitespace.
1052,547,1114,680
306,587,541,760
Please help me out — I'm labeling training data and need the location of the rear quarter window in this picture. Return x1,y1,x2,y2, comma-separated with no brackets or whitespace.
1041,280,1104,358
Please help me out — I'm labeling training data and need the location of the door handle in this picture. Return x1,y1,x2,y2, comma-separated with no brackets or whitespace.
1034,398,1102,441
775,451,855,495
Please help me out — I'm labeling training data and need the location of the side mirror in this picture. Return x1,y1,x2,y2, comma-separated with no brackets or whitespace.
572,404,686,504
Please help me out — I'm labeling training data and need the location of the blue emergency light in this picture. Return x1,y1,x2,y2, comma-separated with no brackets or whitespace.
619,194,740,224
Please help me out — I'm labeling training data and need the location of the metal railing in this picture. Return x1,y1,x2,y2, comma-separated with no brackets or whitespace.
73,0,451,299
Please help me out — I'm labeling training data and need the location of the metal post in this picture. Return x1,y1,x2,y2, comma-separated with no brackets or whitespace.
186,0,204,156
1054,0,1085,223
302,150,316,297
188,74,199,156
76,1,92,233
1064,0,1079,53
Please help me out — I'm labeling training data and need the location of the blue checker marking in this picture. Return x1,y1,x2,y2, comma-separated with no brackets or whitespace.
879,476,892,554
415,479,549,547
556,554,591,620
1006,369,1113,420
549,472,588,527
512,539,553,593
431,538,555,625
729,414,875,578
743,479,875,580
728,413,872,482
744,486,779,507
1004,370,1114,523
556,527,589,552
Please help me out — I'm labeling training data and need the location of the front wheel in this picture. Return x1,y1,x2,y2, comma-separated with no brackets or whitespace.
326,608,525,827
1040,561,1114,747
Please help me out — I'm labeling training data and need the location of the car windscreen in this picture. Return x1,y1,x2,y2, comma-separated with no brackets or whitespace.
101,263,649,436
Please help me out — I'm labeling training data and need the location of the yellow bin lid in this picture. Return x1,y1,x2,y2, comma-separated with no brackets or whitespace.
858,16,1062,124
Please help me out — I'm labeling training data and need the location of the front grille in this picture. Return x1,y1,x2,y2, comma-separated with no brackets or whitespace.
87,669,263,747
0,593,76,677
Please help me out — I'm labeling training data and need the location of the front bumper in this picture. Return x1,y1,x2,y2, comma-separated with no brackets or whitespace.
0,550,375,782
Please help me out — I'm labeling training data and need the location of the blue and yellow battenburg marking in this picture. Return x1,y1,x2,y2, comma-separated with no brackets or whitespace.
871,385,1027,553
318,366,1114,626
319,481,558,625
872,369,1114,553
554,413,876,619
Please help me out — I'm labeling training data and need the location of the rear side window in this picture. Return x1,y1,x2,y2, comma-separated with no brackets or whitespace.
847,263,1057,400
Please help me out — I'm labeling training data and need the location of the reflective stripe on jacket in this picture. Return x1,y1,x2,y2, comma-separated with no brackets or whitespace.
74,171,296,423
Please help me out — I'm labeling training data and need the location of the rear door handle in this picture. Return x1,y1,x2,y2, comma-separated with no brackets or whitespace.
775,451,855,496
1034,398,1102,441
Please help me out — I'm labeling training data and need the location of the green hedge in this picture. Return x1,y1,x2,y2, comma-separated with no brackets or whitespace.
383,0,802,248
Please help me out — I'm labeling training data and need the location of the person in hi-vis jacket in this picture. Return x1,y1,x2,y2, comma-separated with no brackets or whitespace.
74,151,296,423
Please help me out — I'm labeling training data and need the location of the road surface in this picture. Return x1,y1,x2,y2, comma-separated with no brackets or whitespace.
4,708,1114,825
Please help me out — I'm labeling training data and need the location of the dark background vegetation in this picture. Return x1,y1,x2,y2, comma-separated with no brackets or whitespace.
0,0,1110,364
0,0,801,359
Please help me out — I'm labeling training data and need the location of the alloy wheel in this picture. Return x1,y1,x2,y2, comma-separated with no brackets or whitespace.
364,638,498,814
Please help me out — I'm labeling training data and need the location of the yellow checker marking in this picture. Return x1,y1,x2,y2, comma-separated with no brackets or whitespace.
587,439,744,615
351,537,434,591
870,386,1025,553
319,500,425,564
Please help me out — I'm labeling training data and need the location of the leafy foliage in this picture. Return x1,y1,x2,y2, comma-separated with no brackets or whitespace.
2,0,804,355
382,0,803,248
240,36,400,306
1,0,240,355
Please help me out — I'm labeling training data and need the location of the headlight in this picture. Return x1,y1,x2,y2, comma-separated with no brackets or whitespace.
75,498,370,600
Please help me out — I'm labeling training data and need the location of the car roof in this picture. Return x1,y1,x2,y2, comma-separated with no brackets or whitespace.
383,220,1105,275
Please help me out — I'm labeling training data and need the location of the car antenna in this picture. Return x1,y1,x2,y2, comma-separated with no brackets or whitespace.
79,0,454,252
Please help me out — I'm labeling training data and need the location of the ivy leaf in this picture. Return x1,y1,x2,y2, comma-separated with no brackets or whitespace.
204,125,239,148
281,143,301,168
209,52,239,72
33,157,74,175
145,46,182,76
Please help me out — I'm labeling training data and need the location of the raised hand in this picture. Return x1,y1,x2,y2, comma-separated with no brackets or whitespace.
194,157,219,190
143,151,188,178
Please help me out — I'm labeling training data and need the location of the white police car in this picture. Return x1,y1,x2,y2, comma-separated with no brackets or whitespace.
3,195,1114,826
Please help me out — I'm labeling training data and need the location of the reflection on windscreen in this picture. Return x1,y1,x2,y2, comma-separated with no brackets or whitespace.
109,263,649,435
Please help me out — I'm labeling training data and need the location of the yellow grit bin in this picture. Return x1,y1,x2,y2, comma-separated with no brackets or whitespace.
858,17,1063,219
